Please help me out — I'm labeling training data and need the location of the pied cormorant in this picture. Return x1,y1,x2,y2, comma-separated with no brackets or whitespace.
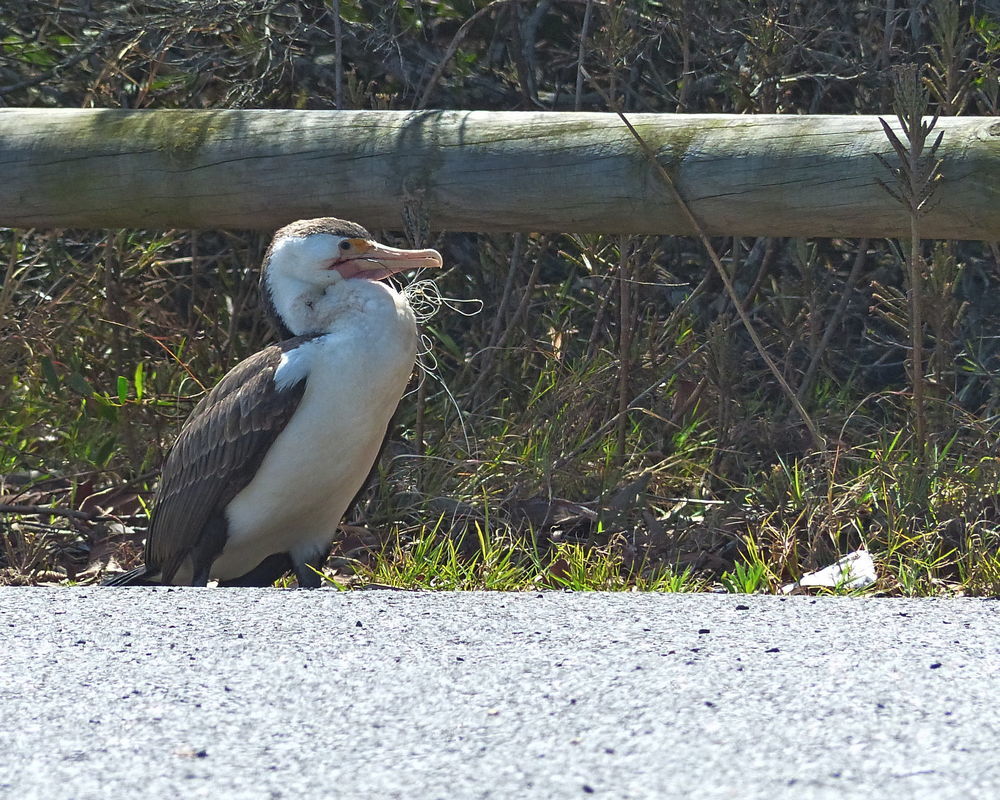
105,218,442,587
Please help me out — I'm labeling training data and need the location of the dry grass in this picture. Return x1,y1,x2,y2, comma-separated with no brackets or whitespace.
2,1,1000,593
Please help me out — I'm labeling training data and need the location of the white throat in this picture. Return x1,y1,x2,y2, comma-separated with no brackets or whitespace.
267,272,331,336
262,233,418,345
265,234,357,335
270,274,416,337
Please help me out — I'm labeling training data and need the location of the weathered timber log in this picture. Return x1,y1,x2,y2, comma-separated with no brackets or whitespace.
0,109,998,238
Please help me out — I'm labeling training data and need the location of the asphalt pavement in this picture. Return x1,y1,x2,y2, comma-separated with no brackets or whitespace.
0,589,997,799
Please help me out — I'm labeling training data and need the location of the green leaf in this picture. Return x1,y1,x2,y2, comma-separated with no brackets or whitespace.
116,376,129,404
426,325,463,361
133,362,145,401
40,357,60,390
93,437,117,466
89,394,119,423
67,372,93,396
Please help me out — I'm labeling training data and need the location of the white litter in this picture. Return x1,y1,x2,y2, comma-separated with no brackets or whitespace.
780,549,876,594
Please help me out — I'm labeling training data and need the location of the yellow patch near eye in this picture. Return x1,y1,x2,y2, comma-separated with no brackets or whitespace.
348,238,372,253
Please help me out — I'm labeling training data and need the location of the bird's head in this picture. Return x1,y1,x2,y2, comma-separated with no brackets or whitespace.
260,217,443,337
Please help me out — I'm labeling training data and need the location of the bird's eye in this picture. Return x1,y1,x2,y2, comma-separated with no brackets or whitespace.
339,240,352,251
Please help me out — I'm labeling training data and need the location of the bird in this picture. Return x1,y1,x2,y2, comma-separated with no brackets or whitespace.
105,218,442,587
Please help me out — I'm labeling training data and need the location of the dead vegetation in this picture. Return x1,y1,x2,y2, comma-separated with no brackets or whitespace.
2,0,1000,593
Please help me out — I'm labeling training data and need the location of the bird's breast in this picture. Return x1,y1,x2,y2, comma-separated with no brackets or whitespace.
217,296,418,578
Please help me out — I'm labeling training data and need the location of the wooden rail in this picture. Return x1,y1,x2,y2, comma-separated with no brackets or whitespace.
1,109,998,238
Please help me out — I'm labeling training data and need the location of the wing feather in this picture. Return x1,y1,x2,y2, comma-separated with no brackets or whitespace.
143,336,317,582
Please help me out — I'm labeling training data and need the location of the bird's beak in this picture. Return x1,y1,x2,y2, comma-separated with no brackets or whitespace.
335,240,443,281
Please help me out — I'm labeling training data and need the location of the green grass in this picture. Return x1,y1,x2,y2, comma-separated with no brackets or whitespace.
342,520,704,593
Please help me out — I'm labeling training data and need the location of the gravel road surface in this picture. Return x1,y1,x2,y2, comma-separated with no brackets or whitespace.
1,589,997,799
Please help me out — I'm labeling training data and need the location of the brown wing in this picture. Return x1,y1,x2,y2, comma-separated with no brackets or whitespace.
144,336,317,582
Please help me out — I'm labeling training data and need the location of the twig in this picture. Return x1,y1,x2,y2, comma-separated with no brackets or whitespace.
881,0,897,70
469,237,545,409
415,369,427,459
0,28,114,96
517,0,551,106
415,0,620,109
488,234,525,355
575,0,594,111
332,0,344,109
676,0,692,112
797,239,869,402
615,239,634,463
739,237,778,312
503,242,543,344
415,0,523,110
0,504,102,521
580,67,825,451
467,233,524,401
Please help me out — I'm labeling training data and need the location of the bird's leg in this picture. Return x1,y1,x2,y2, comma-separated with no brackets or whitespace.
190,563,212,587
293,561,323,589
292,548,330,589
187,513,228,587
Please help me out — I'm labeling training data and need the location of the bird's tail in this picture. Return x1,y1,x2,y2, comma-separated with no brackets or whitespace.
102,566,159,586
